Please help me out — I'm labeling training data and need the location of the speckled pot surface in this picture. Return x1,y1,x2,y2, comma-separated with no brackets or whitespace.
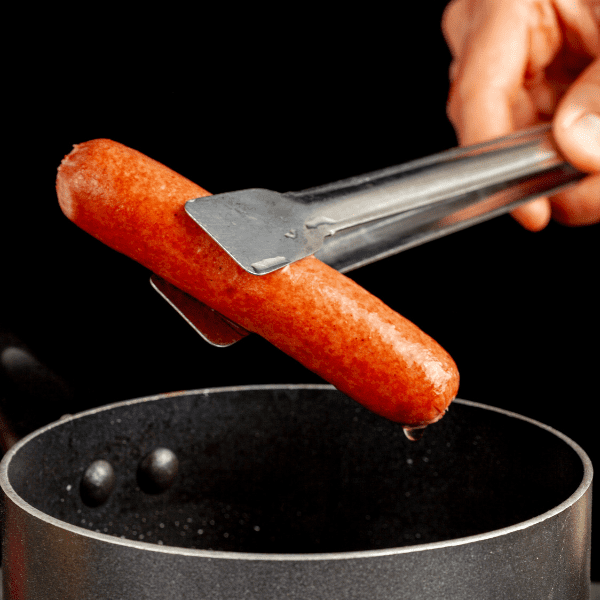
0,385,592,599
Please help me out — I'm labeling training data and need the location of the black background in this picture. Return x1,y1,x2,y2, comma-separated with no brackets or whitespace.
2,2,598,578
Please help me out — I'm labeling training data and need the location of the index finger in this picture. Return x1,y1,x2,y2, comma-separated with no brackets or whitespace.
446,0,532,144
445,1,558,230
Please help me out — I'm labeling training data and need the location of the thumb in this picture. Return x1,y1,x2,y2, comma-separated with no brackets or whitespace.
553,58,600,173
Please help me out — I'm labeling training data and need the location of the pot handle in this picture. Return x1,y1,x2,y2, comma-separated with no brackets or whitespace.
0,332,75,567
0,332,75,453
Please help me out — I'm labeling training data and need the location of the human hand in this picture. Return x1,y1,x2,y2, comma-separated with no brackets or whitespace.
442,0,600,230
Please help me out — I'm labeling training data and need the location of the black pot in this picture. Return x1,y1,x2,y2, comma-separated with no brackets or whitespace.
0,385,592,599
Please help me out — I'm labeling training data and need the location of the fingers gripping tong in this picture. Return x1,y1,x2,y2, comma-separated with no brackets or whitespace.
151,124,583,346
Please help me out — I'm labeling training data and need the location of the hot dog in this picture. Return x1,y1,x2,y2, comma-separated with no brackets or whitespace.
56,139,459,427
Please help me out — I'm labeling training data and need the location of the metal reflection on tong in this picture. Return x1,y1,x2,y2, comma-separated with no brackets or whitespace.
153,124,584,345
150,275,250,347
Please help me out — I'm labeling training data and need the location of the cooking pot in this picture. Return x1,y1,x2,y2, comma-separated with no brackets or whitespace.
0,384,592,599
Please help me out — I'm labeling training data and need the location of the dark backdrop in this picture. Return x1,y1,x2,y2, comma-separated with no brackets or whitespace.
2,2,598,577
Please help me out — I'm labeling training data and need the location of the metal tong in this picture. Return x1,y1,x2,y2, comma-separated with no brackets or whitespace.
151,123,584,346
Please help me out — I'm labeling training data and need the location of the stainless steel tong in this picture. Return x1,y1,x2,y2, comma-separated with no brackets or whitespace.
152,123,584,345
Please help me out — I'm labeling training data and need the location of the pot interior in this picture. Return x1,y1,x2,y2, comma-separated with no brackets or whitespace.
6,386,584,553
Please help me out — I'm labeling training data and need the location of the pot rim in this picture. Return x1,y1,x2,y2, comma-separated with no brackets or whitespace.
0,384,593,562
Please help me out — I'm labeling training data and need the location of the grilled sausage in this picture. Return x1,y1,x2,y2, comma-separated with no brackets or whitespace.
56,139,459,427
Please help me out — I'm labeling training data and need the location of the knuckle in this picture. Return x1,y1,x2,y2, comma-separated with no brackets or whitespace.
441,0,463,47
446,76,469,122
446,90,460,127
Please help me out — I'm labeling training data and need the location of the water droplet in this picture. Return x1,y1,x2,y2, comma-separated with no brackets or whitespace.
251,256,288,273
404,425,427,441
305,215,336,229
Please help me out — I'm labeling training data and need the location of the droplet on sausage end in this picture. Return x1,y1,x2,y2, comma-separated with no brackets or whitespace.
403,425,427,442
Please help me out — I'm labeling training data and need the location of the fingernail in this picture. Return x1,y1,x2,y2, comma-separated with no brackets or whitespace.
570,112,600,158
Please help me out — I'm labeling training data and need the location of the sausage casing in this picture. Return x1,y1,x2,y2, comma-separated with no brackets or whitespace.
56,139,459,426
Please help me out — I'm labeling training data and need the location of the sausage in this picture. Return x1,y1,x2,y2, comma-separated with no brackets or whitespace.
56,139,459,427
